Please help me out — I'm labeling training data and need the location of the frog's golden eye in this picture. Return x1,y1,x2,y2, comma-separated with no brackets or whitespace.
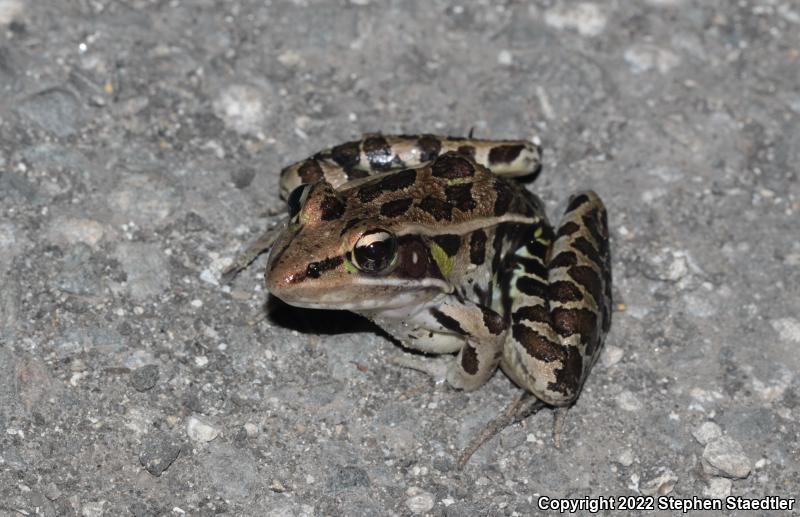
286,184,310,219
353,229,397,273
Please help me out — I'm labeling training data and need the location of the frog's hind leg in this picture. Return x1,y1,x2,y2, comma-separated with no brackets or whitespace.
458,192,611,466
503,190,612,408
279,134,542,198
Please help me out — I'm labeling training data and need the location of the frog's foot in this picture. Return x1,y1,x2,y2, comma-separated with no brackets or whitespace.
457,392,546,469
389,354,450,386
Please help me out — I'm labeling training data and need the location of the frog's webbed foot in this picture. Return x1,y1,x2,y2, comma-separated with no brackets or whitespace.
457,392,547,469
221,222,284,283
457,394,571,469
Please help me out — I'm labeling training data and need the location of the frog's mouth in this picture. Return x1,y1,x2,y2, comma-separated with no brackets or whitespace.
267,270,448,312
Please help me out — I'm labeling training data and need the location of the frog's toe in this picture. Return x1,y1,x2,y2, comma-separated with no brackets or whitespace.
390,355,449,385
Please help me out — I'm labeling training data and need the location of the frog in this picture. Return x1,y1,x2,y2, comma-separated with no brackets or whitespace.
227,134,612,460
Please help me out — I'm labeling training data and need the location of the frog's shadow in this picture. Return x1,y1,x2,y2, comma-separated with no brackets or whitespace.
266,295,380,335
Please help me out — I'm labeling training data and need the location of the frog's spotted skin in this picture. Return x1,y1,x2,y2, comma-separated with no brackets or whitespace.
279,133,542,199
266,134,611,409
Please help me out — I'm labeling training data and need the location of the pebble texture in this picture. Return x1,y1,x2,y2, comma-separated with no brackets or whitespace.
0,1,798,514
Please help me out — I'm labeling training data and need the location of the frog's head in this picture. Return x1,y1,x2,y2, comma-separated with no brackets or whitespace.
266,180,446,311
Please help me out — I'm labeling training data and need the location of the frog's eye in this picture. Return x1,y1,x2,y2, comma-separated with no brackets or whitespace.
287,184,310,219
353,229,397,273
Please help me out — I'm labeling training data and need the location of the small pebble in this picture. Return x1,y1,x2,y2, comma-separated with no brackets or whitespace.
617,449,634,467
230,167,255,189
327,465,369,492
601,345,624,367
130,364,159,392
701,436,751,479
640,468,677,496
405,487,435,514
81,501,105,517
497,50,513,66
18,88,84,137
213,84,266,135
692,421,722,445
0,0,24,25
139,434,182,476
703,477,732,498
623,45,680,74
186,416,220,443
616,390,643,411
544,2,607,37
43,481,61,501
771,317,800,343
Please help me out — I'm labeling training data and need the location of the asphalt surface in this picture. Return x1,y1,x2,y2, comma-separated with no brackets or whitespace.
0,1,798,515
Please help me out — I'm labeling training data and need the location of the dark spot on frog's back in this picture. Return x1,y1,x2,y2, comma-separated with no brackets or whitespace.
488,144,525,164
456,145,476,158
431,153,475,179
319,195,345,221
445,183,476,212
297,159,324,184
379,197,414,218
417,134,442,162
418,196,453,221
331,141,361,169
357,170,416,203
378,168,417,191
364,135,393,170
345,168,370,181
432,234,461,256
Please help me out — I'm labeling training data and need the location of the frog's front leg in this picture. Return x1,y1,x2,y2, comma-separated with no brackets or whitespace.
502,190,612,406
384,296,507,391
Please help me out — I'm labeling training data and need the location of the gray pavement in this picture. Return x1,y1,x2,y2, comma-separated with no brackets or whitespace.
0,0,798,515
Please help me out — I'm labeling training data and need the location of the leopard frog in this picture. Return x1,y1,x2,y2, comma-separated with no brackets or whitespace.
260,134,611,407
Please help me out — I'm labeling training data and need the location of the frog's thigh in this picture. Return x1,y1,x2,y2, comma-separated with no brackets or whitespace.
503,191,612,406
422,298,507,391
